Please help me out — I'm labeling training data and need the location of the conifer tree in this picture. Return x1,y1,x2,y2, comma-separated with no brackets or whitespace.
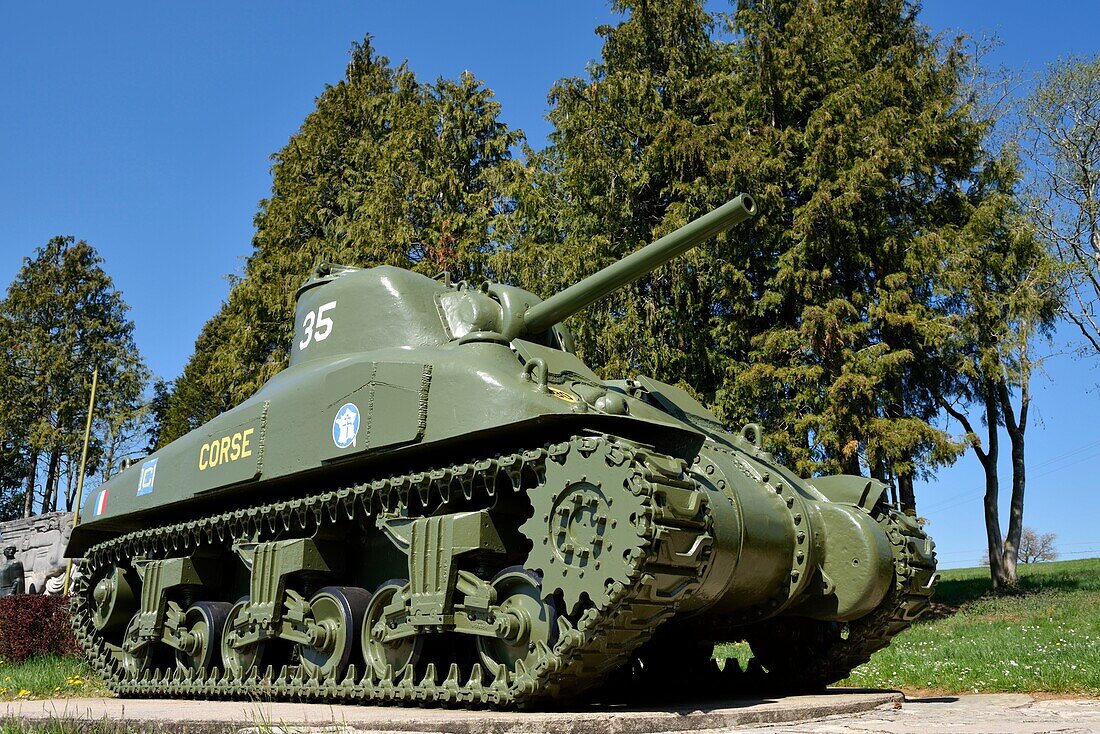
0,237,148,515
502,0,733,398
509,0,995,512
160,39,522,443
0,324,30,520
718,0,987,506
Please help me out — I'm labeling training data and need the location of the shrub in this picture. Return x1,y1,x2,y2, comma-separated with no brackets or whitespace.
0,595,78,662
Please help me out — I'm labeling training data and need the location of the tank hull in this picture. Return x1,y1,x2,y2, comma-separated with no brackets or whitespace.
70,327,701,553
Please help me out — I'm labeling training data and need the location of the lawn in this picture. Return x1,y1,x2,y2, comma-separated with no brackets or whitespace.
841,557,1100,695
0,722,136,734
0,654,108,701
713,558,1099,696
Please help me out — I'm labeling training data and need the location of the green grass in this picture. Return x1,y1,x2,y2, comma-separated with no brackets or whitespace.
715,558,1100,696
0,721,141,734
841,558,1100,695
0,654,110,700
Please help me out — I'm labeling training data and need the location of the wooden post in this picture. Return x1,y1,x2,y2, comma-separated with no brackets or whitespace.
63,368,97,595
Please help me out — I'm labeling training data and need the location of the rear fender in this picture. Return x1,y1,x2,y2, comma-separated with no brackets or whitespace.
808,475,888,513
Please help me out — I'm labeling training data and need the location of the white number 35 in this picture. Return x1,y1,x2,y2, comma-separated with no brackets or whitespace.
299,301,336,351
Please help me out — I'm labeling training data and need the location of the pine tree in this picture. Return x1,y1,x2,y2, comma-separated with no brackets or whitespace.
159,38,522,443
0,237,148,515
503,0,733,395
717,0,989,505
0,320,30,519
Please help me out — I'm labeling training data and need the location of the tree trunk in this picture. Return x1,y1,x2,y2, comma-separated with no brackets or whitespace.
63,458,75,513
22,451,37,518
998,426,1026,584
998,371,1029,589
983,458,1010,589
978,381,1014,590
898,471,916,515
870,456,887,483
939,387,1011,590
42,446,61,515
870,460,899,506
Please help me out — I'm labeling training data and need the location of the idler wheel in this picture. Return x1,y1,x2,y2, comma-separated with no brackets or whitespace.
361,579,422,679
175,601,232,672
90,566,137,634
299,586,371,680
477,566,560,677
220,596,268,678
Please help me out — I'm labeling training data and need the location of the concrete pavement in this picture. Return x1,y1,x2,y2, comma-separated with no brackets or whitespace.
737,693,1100,733
2,690,900,732
2,691,1098,732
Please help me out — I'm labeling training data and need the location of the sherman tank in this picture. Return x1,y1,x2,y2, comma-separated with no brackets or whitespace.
67,194,936,707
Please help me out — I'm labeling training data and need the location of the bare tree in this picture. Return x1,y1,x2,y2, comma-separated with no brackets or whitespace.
1023,55,1100,358
1018,527,1058,563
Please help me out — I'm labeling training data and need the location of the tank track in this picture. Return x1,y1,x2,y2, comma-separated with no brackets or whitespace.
736,501,938,689
70,434,710,708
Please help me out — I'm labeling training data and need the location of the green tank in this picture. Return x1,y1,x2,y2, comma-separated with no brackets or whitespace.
67,194,936,707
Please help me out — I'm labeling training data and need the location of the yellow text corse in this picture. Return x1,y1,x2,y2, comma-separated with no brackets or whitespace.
198,428,254,470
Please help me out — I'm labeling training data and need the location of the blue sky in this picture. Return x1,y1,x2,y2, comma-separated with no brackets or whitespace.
1,2,1097,568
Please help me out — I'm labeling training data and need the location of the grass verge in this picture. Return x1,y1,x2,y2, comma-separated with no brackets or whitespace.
840,557,1100,695
0,654,110,700
715,558,1099,696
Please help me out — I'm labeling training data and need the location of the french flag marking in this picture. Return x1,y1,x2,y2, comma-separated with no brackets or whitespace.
94,489,109,517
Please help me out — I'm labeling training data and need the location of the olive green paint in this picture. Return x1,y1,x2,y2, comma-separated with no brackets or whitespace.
68,196,937,706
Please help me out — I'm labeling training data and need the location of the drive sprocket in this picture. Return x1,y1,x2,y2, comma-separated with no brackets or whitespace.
519,437,651,615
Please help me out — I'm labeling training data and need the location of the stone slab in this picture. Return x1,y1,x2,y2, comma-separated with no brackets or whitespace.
733,693,1100,734
0,689,902,733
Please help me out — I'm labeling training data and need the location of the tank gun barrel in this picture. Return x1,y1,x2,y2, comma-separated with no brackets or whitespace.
520,194,756,336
